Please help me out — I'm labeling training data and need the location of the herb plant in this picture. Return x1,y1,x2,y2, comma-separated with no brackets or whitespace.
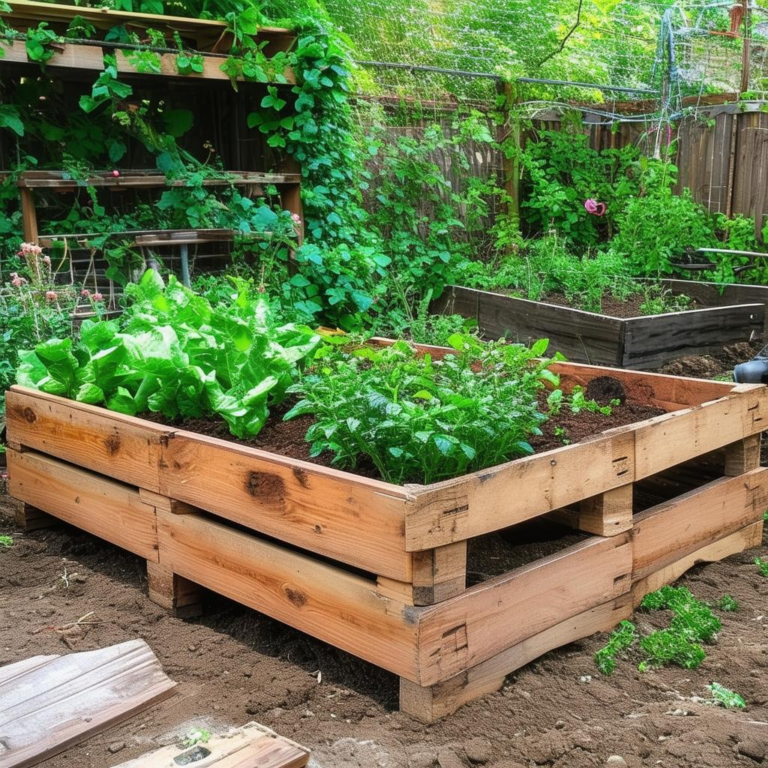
595,620,636,676
755,557,768,577
707,683,746,709
285,335,560,484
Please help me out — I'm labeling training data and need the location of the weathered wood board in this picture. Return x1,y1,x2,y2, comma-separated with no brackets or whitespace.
432,285,764,370
113,721,309,768
0,640,176,768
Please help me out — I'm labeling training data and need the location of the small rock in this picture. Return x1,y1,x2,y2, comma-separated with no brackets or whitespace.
580,675,592,684
738,739,766,762
243,670,252,678
438,748,466,768
409,753,436,768
606,757,627,767
188,644,197,652
365,708,377,717
555,720,566,730
465,737,492,764
268,707,285,718
108,742,125,754
302,710,315,718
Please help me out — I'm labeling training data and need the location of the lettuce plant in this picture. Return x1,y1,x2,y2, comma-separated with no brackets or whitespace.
16,270,320,438
285,335,560,485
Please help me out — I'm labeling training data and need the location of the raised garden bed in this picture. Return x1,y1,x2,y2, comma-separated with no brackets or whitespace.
432,281,768,370
6,345,768,720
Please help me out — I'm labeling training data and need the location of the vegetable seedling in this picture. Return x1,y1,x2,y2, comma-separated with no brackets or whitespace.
707,682,746,709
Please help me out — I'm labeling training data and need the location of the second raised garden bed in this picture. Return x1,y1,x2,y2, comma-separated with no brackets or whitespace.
432,281,768,370
7,344,768,720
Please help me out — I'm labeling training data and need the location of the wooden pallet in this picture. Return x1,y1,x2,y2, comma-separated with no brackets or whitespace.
6,356,768,720
432,284,766,370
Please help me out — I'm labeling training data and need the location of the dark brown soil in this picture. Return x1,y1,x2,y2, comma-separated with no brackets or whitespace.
143,385,664,482
540,291,651,318
659,341,763,380
2,481,768,768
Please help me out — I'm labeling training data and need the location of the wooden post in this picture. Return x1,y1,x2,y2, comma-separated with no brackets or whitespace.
15,503,58,532
724,434,761,476
20,188,39,243
496,80,520,238
146,561,204,619
411,541,467,605
740,0,751,95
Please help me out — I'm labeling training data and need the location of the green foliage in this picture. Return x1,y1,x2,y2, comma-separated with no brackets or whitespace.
638,586,721,672
17,270,321,439
595,620,636,676
519,124,641,249
453,234,638,313
717,594,739,612
707,682,746,709
755,556,768,577
25,22,59,65
0,535,13,548
285,336,560,484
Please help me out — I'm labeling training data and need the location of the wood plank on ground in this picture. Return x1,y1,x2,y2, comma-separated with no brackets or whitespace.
0,640,176,768
7,450,159,562
113,721,309,768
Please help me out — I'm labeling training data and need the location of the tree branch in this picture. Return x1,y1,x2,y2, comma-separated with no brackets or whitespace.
537,0,585,68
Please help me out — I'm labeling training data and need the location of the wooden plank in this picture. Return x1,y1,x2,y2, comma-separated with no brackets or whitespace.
415,533,631,686
432,287,624,366
17,170,300,189
412,542,467,605
160,432,411,581
632,521,764,605
622,304,764,370
633,468,768,580
577,484,633,536
7,450,160,562
114,50,296,85
549,359,738,411
113,721,309,768
6,387,173,493
634,388,768,479
156,509,420,680
404,429,634,551
400,594,631,722
0,639,176,768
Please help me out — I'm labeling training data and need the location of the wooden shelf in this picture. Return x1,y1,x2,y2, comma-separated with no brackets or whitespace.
2,1,296,54
15,170,301,190
0,39,296,84
39,228,267,248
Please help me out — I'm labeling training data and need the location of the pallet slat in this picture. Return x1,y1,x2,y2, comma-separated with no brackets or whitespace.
7,450,159,562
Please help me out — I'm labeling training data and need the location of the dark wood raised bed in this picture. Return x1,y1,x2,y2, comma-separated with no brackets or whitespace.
432,282,768,370
6,346,768,720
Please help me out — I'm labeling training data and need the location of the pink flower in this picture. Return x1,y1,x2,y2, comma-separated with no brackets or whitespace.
112,170,120,178
18,242,42,257
291,213,302,225
45,290,57,302
92,292,104,301
11,276,23,287
257,285,266,294
584,199,607,217
42,255,51,266
81,289,91,297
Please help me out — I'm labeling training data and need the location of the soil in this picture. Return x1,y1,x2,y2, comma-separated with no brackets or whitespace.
144,383,664,482
539,291,652,318
2,482,768,768
659,341,763,380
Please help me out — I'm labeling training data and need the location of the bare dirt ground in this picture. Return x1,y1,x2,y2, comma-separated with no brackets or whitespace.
2,481,768,768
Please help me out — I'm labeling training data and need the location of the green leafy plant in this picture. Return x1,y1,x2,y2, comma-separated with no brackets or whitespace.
285,336,561,484
17,270,321,439
25,22,59,65
755,557,768,577
595,620,636,675
717,594,739,612
707,682,746,709
182,728,212,748
0,535,13,548
638,586,721,672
